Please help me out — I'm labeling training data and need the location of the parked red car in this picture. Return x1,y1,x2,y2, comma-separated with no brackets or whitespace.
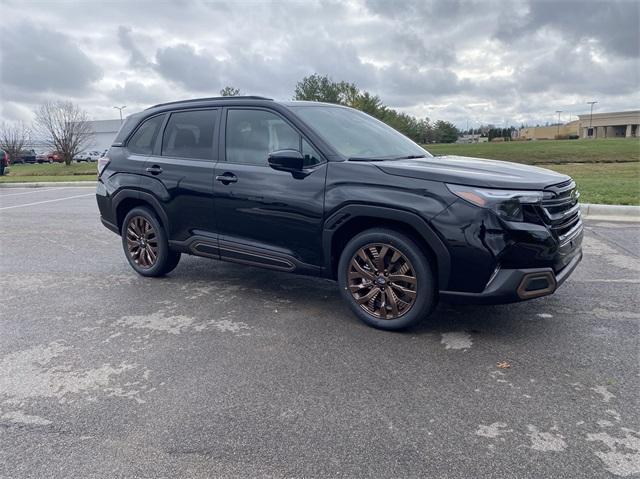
47,151,63,163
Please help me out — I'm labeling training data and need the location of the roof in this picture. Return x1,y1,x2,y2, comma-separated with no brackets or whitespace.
577,110,640,120
146,96,273,110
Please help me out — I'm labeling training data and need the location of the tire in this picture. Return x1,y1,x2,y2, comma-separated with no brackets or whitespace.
121,207,181,277
337,228,437,330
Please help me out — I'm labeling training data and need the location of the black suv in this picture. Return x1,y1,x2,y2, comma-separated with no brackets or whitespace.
97,96,582,330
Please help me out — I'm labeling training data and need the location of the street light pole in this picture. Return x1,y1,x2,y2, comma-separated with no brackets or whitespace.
113,105,127,122
556,110,562,137
587,101,597,137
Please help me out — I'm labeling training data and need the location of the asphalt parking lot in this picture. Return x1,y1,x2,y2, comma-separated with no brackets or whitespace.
0,186,638,478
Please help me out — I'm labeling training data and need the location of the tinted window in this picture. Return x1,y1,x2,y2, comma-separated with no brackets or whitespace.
162,110,217,160
226,109,320,166
128,115,165,155
290,106,430,160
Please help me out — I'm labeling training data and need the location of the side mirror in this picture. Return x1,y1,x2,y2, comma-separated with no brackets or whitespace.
268,149,304,173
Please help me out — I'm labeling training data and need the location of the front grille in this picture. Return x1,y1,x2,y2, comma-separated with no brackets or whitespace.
541,180,582,244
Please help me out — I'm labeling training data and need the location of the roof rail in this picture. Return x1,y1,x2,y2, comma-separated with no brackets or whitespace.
146,96,274,110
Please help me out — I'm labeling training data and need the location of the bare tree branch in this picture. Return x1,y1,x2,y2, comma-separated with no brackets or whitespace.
34,101,95,165
0,122,31,164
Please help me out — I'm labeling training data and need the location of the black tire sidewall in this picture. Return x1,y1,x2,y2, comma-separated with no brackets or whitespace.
338,228,436,330
121,207,173,277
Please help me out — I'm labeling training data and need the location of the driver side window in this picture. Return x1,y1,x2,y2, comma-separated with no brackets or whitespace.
225,109,321,166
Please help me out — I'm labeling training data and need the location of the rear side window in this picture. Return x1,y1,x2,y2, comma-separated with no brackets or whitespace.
162,110,218,160
226,109,321,166
127,115,165,155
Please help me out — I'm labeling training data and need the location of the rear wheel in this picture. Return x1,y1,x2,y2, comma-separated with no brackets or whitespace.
338,228,436,330
121,207,180,277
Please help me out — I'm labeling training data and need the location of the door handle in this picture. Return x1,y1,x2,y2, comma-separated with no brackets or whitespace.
145,165,163,175
215,173,238,184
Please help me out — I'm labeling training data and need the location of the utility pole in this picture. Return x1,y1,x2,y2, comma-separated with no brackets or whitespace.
113,105,127,122
556,110,562,137
587,101,597,137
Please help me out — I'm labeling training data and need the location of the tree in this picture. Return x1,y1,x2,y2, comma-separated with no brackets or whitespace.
350,91,384,116
34,101,94,166
293,74,342,103
0,122,30,164
293,74,362,106
292,74,456,144
433,120,459,143
220,86,240,96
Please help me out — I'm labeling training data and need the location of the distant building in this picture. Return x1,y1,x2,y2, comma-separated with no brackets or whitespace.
577,110,639,139
456,134,488,144
518,120,579,140
87,119,123,152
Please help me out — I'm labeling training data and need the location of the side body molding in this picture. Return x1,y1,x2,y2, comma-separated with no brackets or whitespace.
322,205,451,289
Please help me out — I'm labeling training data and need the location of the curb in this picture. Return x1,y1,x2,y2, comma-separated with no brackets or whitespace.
0,181,638,222
580,203,640,223
0,181,96,188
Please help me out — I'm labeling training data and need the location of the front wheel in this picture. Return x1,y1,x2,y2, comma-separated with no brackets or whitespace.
121,207,181,277
338,228,437,330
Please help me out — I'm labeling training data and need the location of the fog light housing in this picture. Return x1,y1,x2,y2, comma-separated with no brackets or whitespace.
517,272,557,299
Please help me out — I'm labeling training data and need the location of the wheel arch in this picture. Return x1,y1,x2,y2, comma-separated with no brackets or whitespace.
323,205,451,289
113,190,169,235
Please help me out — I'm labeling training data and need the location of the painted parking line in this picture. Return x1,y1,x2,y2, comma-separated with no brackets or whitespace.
0,193,94,210
0,187,94,197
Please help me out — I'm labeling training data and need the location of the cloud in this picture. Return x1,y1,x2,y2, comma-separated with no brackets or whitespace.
154,44,221,92
108,81,174,105
0,0,637,128
496,0,640,58
117,26,148,67
0,22,102,96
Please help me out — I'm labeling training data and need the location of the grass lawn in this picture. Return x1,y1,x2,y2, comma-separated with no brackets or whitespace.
425,138,640,164
0,163,97,183
543,162,639,205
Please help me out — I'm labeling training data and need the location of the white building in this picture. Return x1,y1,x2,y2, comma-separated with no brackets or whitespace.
88,119,123,152
456,134,488,144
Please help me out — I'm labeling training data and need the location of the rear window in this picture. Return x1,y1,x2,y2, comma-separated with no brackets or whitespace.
127,115,165,155
113,117,138,145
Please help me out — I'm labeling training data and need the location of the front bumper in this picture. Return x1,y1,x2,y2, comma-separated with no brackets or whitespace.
439,247,582,305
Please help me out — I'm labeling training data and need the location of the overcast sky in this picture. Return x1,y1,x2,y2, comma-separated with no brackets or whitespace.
1,0,638,128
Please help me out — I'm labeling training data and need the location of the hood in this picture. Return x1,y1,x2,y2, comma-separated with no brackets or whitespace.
375,155,570,190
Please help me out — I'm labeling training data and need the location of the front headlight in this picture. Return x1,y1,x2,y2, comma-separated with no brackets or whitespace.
446,184,548,221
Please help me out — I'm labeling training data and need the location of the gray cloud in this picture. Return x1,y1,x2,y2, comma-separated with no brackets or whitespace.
0,22,102,95
155,44,221,92
118,26,148,67
0,0,637,127
496,0,640,58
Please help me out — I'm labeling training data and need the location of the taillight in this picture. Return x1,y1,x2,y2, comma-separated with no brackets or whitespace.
97,156,110,176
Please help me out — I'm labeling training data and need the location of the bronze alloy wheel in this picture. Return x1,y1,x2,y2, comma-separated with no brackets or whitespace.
126,216,159,269
348,242,418,319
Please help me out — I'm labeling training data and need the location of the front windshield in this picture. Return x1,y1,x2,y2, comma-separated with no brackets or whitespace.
290,105,432,160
